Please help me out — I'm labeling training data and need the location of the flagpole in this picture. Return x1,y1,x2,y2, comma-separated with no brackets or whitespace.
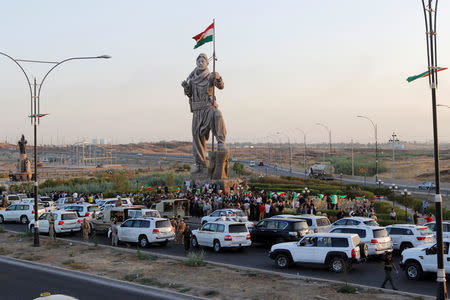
212,18,216,152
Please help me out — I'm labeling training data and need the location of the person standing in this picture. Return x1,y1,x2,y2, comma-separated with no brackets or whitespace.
422,199,428,216
413,211,419,225
111,220,119,246
389,208,397,220
381,252,398,290
48,212,55,240
82,219,90,242
177,219,186,245
183,224,192,253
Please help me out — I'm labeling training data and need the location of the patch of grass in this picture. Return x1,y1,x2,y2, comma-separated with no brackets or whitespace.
68,262,88,270
203,290,219,297
184,251,206,267
18,232,32,238
336,284,356,294
23,255,43,261
0,226,5,233
123,273,143,282
87,246,100,251
69,253,74,257
179,287,192,293
62,259,75,265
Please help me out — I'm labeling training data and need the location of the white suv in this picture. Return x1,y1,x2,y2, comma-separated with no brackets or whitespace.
269,233,365,272
201,209,248,225
274,215,331,233
401,240,450,280
330,226,392,256
331,217,379,227
192,221,251,252
63,204,99,220
0,203,45,224
386,224,435,252
29,211,81,234
424,221,450,240
112,218,174,247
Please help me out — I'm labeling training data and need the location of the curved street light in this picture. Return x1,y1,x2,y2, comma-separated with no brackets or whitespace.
356,115,378,182
0,52,110,246
316,123,331,159
276,131,292,173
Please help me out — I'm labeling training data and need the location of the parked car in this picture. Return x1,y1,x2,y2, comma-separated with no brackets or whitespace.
6,194,21,203
63,204,99,220
418,181,436,190
29,211,81,234
330,226,392,256
424,221,450,240
251,217,310,245
96,198,132,208
192,221,251,252
55,197,77,209
249,161,256,166
111,217,174,247
308,164,335,180
331,217,379,227
269,233,366,272
201,209,253,230
274,214,331,233
0,203,45,224
400,240,450,280
128,209,161,219
386,224,435,252
41,200,58,212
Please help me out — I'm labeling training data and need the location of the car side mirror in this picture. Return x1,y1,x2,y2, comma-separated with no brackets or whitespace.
425,248,430,255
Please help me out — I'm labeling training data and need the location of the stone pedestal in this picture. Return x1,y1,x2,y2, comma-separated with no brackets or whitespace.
18,154,32,181
208,150,229,180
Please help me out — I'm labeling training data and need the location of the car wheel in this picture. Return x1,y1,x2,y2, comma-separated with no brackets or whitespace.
275,253,291,269
20,215,28,224
360,243,369,259
330,256,346,273
400,243,413,253
0,215,4,224
139,235,149,248
405,261,422,280
192,236,199,248
213,240,221,253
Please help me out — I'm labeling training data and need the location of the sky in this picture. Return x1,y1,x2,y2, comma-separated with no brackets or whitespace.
1,0,450,145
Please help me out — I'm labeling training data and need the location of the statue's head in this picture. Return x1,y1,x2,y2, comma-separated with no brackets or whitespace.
196,53,209,70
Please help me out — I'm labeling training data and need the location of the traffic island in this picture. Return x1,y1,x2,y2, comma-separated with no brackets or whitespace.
0,230,430,300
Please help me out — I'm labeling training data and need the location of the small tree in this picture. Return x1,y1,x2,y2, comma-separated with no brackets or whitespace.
232,162,245,176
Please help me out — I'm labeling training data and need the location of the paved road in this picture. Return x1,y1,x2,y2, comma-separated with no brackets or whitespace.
2,223,447,297
0,255,194,300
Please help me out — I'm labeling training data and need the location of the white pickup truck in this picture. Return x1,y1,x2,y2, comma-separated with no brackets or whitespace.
401,240,450,280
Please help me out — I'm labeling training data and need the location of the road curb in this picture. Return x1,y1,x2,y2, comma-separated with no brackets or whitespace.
0,255,205,300
3,228,433,299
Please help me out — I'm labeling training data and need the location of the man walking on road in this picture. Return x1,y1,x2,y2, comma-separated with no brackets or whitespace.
82,219,90,242
183,224,192,253
381,252,398,290
48,212,55,240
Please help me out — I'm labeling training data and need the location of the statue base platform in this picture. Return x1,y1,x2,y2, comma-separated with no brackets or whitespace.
208,149,229,180
189,177,243,194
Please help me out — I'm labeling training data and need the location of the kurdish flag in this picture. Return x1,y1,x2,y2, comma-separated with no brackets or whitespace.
193,23,214,49
28,113,49,118
317,194,325,201
331,195,339,204
407,67,447,82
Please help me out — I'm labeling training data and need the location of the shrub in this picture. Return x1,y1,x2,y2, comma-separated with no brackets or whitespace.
336,284,356,294
184,251,206,267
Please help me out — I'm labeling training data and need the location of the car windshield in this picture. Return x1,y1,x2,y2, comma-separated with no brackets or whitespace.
61,213,77,220
316,218,331,226
228,224,248,233
363,220,379,226
234,211,246,217
156,220,172,228
373,228,389,238
293,221,308,230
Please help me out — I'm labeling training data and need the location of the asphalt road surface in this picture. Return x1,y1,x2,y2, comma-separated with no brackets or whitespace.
3,223,448,297
0,255,191,300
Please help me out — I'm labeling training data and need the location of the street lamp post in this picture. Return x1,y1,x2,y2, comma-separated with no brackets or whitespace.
316,123,332,159
402,189,412,223
0,52,110,247
389,133,400,179
389,184,398,206
357,115,378,183
302,187,310,201
276,132,292,173
377,180,384,189
419,1,447,298
295,128,307,178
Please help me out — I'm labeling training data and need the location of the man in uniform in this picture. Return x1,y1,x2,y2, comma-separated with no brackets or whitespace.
48,212,55,240
110,219,118,246
82,219,90,242
182,53,227,173
381,252,398,290
177,219,186,245
183,224,192,253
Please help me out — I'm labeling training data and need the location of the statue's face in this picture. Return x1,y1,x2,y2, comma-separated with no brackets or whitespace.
196,56,208,70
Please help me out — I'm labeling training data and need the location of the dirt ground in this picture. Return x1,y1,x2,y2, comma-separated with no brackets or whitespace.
0,231,423,300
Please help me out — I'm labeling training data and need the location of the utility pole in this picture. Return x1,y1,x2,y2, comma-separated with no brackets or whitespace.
389,132,399,179
351,139,354,177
